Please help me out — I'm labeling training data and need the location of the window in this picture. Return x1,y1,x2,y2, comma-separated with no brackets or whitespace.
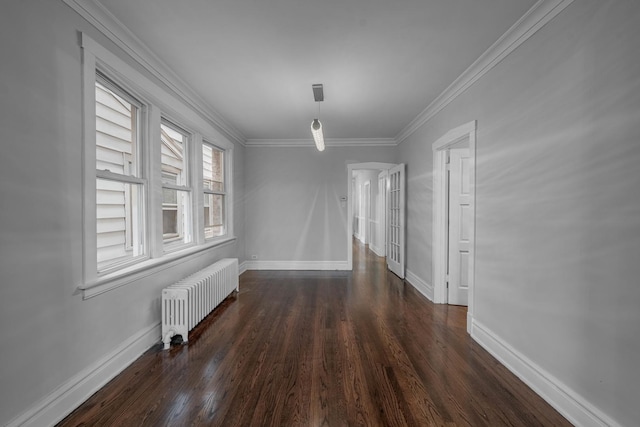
95,75,146,272
160,121,192,251
81,34,234,297
161,121,192,250
203,143,226,238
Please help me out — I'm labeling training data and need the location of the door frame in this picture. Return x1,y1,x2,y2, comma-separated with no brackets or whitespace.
375,170,388,257
432,121,476,332
363,180,371,244
347,162,397,270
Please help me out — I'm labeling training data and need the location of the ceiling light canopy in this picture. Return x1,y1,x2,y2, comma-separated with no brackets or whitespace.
312,83,324,102
311,84,325,152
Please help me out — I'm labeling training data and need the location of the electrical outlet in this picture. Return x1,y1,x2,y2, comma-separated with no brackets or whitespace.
251,255,258,260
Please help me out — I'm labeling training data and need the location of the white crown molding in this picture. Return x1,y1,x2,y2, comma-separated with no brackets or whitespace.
471,319,621,427
245,138,397,148
62,0,574,148
395,0,575,144
61,0,246,146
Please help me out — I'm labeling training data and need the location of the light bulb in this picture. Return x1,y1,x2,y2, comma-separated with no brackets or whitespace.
311,118,325,152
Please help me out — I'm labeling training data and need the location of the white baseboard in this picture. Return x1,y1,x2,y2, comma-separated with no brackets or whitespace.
369,244,385,257
405,269,434,302
471,320,619,427
244,260,350,271
238,260,249,275
7,323,161,427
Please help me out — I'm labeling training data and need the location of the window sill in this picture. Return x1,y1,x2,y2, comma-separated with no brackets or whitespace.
79,236,236,299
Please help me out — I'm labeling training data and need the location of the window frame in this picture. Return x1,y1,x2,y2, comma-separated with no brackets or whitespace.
94,74,148,274
202,141,227,240
159,119,193,252
81,33,235,299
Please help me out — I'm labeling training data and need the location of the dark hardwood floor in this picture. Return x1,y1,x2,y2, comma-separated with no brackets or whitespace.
59,240,571,426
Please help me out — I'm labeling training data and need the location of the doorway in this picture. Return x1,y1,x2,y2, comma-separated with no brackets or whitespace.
432,121,476,333
363,180,370,244
347,163,398,272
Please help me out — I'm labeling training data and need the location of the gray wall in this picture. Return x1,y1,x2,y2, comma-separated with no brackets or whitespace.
397,1,640,425
0,1,245,424
245,146,395,263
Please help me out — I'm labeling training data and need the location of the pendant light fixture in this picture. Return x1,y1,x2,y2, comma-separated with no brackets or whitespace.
311,84,325,151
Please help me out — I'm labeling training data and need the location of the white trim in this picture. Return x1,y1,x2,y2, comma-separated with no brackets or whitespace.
238,261,249,275
6,323,161,427
62,0,245,145
148,104,164,258
80,237,237,299
161,182,190,192
346,162,397,170
244,261,350,271
369,242,385,258
82,46,98,287
432,121,477,151
194,134,206,245
405,269,434,302
432,145,447,304
96,170,146,185
245,138,397,148
471,320,620,427
64,0,573,148
395,0,575,144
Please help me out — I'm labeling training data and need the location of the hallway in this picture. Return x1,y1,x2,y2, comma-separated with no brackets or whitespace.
59,242,570,426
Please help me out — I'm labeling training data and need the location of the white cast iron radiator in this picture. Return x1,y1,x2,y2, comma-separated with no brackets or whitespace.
161,258,239,349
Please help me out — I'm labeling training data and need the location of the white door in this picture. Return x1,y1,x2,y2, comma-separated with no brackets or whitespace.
387,164,405,278
447,148,471,305
377,171,387,257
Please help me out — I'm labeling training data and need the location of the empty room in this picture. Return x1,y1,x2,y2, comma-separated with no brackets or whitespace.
0,0,639,426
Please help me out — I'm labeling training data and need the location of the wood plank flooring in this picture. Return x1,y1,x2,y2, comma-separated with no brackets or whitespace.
58,241,571,426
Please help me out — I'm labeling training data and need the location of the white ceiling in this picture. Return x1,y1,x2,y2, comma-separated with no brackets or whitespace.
94,0,536,143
